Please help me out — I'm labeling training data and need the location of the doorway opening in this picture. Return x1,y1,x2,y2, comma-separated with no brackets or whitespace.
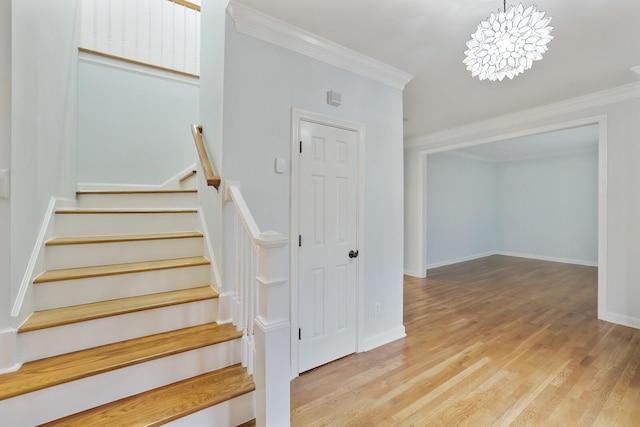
416,115,608,319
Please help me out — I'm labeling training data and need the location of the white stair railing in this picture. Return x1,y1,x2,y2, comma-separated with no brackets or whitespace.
225,183,290,427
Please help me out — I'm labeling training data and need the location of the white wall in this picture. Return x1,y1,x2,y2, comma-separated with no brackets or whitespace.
405,93,640,328
0,0,12,341
76,59,199,186
425,150,598,268
223,20,405,348
426,153,497,267
10,0,79,315
197,0,227,281
499,150,598,263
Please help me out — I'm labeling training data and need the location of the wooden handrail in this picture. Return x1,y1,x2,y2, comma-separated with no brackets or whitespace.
168,0,201,12
191,124,221,190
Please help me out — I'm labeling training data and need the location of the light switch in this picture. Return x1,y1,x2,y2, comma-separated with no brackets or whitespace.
274,158,286,174
0,169,9,199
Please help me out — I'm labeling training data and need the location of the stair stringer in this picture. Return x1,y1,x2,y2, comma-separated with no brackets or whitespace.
76,163,199,192
6,196,78,374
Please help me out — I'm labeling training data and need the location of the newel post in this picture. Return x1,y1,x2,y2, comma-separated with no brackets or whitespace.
254,230,290,427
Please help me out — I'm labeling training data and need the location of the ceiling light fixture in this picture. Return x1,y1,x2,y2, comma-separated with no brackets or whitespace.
463,1,553,81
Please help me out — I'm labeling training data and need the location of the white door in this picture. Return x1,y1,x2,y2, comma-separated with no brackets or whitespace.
298,120,358,373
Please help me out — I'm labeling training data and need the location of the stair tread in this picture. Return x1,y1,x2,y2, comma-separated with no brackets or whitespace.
19,286,219,332
33,256,210,284
77,189,197,195
39,364,255,427
55,208,197,214
0,322,242,401
46,231,203,246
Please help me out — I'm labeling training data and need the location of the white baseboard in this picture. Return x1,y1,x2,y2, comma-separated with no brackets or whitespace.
403,268,425,278
77,164,198,192
361,325,406,352
426,251,497,270
426,251,597,271
600,312,640,330
11,197,58,325
0,328,19,373
495,251,598,267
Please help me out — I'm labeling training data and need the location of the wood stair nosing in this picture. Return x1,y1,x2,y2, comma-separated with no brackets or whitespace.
33,256,210,284
19,286,219,333
45,231,203,246
0,322,242,401
76,189,197,195
38,364,255,427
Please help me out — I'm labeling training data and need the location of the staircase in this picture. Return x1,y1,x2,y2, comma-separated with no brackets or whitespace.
0,181,257,426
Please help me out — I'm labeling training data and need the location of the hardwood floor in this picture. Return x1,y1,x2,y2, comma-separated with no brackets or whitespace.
291,255,640,426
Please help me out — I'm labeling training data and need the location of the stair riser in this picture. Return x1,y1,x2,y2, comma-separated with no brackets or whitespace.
34,265,210,310
45,237,204,269
76,193,198,209
0,340,241,426
54,212,199,237
19,299,219,362
166,391,256,427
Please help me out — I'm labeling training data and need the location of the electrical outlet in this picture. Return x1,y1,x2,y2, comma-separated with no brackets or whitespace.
374,302,381,317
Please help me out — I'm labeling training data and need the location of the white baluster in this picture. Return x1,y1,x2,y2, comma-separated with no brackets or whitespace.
234,208,241,329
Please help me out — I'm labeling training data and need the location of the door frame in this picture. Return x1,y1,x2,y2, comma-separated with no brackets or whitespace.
416,114,608,320
289,108,366,379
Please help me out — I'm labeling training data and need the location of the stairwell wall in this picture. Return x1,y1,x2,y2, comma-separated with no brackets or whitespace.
222,18,406,352
0,0,12,369
197,0,227,282
75,59,199,186
10,0,79,326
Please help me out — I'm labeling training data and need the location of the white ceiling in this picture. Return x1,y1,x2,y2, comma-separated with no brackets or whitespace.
448,124,598,163
232,0,640,140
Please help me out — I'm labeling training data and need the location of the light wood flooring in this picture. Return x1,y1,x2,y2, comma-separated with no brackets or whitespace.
291,255,640,426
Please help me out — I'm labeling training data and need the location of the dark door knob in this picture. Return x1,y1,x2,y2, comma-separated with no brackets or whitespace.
349,250,359,259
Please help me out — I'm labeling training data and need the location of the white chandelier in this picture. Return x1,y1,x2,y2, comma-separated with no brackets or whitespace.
463,2,553,81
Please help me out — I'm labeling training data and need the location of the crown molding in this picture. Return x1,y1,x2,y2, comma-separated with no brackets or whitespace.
405,81,640,150
226,1,413,90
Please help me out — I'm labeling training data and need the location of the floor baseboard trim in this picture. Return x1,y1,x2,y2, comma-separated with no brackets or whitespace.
403,268,425,278
495,251,598,267
426,251,598,271
600,312,640,330
427,251,497,270
361,326,406,352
